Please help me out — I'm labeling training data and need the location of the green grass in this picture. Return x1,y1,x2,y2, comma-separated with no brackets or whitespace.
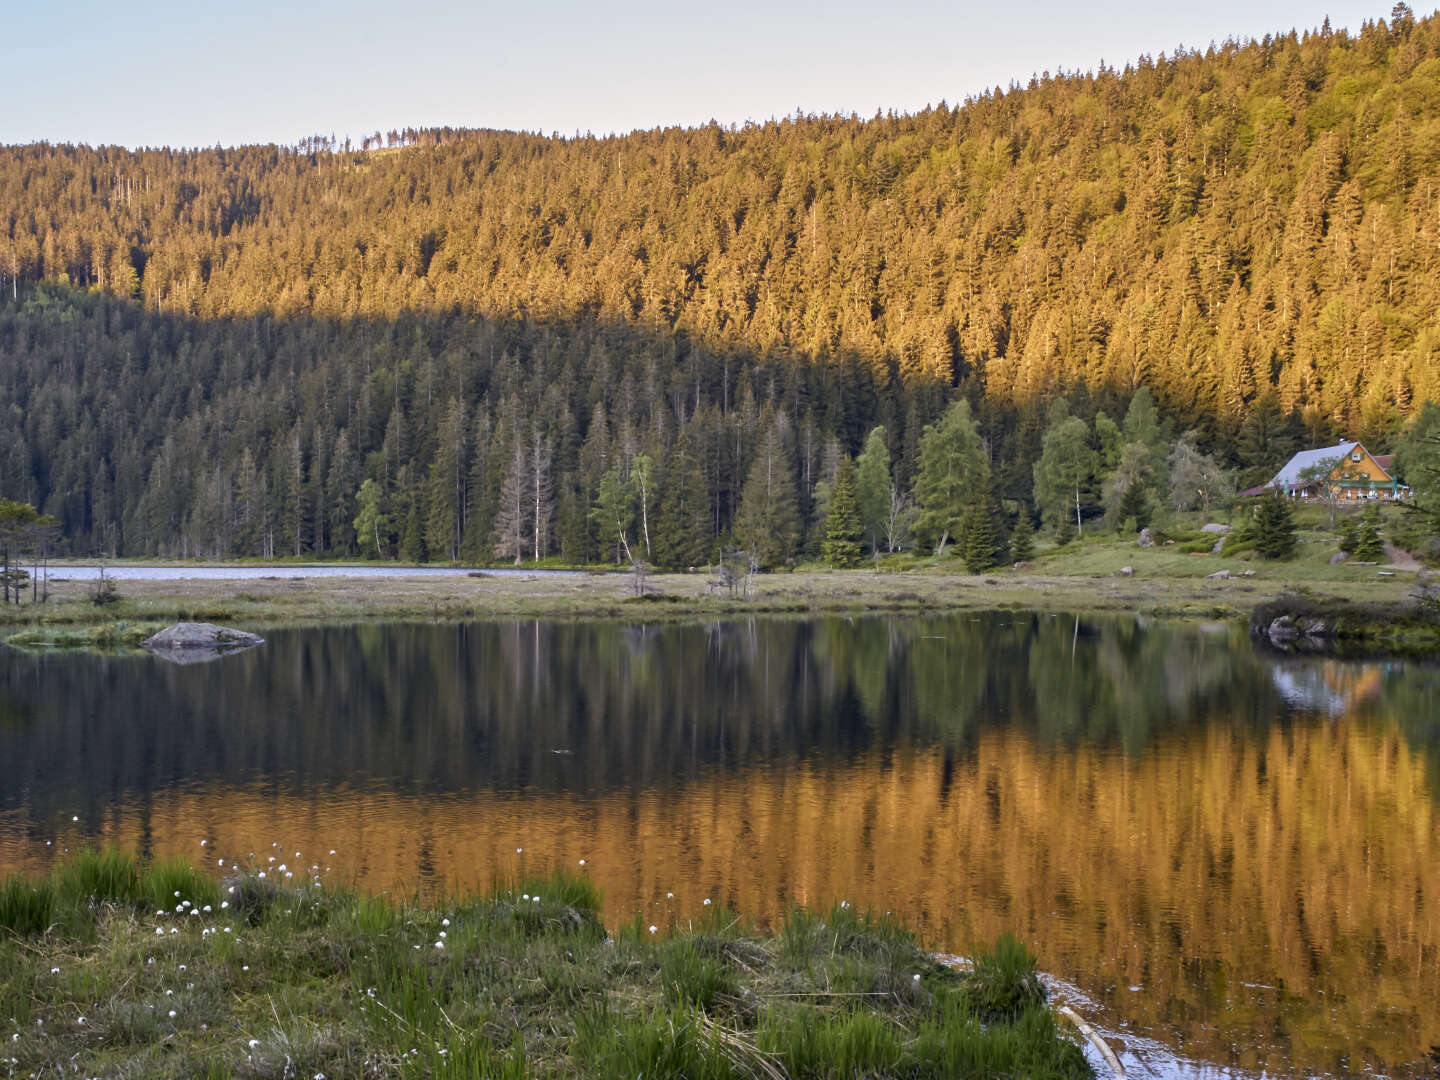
0,850,1091,1078
4,620,162,651
0,874,56,934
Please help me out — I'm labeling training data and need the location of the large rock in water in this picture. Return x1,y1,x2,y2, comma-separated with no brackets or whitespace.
142,623,264,650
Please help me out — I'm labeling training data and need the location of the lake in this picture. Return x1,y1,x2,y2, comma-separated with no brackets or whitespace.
1,614,1437,1077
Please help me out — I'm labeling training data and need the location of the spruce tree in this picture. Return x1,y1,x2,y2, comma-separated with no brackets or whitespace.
1253,495,1298,559
1008,507,1036,564
1348,504,1385,561
733,413,801,568
959,499,999,573
1116,479,1151,532
653,429,710,569
822,457,862,567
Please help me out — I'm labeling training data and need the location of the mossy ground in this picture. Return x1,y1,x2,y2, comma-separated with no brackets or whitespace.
0,850,1090,1079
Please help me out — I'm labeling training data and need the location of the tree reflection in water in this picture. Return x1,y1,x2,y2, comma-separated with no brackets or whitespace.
0,614,1437,1076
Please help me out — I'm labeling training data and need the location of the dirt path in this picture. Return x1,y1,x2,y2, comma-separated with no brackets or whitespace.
1384,543,1422,570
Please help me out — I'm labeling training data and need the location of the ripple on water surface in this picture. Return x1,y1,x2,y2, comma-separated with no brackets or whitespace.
1,615,1437,1077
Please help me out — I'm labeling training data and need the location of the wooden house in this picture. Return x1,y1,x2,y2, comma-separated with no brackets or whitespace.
1250,440,1411,502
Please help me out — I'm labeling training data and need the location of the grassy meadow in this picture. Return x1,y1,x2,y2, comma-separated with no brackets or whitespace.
0,502,1429,654
0,849,1091,1079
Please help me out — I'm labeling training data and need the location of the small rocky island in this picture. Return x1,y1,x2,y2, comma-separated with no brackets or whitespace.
141,622,264,663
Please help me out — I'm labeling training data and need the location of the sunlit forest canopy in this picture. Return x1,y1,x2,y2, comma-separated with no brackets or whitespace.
1,10,1438,557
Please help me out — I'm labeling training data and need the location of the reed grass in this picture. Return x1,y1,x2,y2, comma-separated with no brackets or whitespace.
0,849,1091,1078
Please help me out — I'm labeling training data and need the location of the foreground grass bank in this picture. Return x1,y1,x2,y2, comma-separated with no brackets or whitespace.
0,850,1090,1079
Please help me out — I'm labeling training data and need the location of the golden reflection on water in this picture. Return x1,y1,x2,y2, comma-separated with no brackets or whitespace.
3,711,1436,1075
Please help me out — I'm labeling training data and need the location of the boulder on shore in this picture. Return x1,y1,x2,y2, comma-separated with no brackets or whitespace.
1136,528,1156,547
142,623,264,650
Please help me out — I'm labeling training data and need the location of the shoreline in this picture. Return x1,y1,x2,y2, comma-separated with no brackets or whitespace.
0,562,1431,643
0,848,1092,1078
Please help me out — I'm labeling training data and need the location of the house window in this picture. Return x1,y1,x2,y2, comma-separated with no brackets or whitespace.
1350,451,1362,462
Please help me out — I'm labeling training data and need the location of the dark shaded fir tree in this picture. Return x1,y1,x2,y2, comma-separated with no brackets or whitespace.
1116,480,1152,533
652,428,711,569
734,412,801,569
1253,496,1299,559
959,498,1001,573
1008,507,1036,564
1340,504,1385,561
821,457,862,568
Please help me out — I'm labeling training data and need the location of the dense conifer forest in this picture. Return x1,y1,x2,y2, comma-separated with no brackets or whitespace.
2,9,1439,560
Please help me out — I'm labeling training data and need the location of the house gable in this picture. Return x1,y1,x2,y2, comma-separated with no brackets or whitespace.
1325,444,1393,487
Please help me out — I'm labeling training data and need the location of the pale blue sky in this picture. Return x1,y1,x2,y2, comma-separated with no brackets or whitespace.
6,1,1411,148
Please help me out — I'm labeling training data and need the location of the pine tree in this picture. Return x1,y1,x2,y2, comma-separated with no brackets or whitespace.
1008,507,1036,563
821,457,862,567
1253,495,1298,559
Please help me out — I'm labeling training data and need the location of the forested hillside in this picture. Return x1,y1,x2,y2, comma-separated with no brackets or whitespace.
1,10,1439,559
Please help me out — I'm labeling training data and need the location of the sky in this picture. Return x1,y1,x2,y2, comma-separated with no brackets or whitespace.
5,0,1412,149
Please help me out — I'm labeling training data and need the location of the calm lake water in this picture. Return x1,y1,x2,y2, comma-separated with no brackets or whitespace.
1,614,1437,1077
